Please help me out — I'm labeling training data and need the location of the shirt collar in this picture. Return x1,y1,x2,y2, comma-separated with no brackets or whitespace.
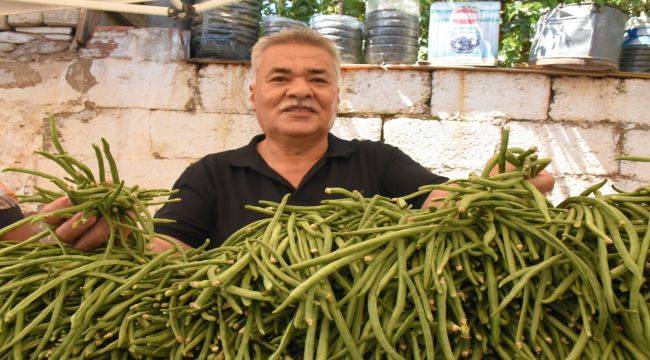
227,132,355,169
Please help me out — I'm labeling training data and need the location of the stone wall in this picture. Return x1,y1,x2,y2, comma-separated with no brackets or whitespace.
1,27,649,207
1,10,79,59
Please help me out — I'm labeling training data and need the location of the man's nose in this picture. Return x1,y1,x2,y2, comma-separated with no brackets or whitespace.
286,77,312,98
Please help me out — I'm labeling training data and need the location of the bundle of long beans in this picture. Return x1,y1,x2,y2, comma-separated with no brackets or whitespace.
0,118,182,359
0,125,648,359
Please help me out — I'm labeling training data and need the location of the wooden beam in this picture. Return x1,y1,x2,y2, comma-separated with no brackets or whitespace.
75,8,102,45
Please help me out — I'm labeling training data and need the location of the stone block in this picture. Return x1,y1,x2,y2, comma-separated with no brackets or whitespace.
463,72,549,121
15,26,73,34
339,69,430,114
8,13,43,27
384,118,502,170
35,155,195,193
546,174,614,205
0,102,44,170
113,158,196,190
150,113,261,159
506,121,619,176
0,61,80,106
88,58,195,110
36,40,70,54
431,70,550,121
621,129,650,182
430,70,463,119
610,177,649,192
0,43,15,52
331,117,382,141
550,77,650,125
54,109,152,160
0,31,36,44
0,16,9,30
80,27,189,62
43,9,80,27
198,64,252,114
43,34,73,41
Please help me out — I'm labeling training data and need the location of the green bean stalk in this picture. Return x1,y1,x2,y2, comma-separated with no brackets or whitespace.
0,117,181,260
153,129,649,359
0,117,183,359
1,126,649,359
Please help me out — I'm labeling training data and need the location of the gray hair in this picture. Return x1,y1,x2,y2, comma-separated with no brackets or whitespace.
249,28,341,85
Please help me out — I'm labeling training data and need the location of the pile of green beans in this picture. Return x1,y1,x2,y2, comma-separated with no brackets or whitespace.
0,126,648,359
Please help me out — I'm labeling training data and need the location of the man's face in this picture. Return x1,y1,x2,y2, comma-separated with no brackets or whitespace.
249,43,340,142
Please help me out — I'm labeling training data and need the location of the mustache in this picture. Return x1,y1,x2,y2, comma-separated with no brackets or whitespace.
279,99,317,112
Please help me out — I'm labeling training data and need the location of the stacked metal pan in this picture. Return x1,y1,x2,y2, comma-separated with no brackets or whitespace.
620,18,650,73
364,0,420,64
191,0,262,60
263,16,307,36
310,15,364,64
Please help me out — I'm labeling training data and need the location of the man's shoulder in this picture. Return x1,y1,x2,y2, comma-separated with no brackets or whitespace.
346,137,399,156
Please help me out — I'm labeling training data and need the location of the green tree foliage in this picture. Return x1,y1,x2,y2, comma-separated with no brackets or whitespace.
262,0,649,66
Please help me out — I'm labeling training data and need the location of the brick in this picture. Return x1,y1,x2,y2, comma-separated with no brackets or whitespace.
331,117,382,141
463,72,549,121
150,113,261,159
43,9,80,27
550,77,650,125
339,69,430,114
198,64,252,114
55,109,153,159
0,31,36,44
0,43,15,52
0,61,80,106
431,70,550,121
8,13,43,27
431,70,463,119
506,121,619,176
80,27,189,62
383,118,502,170
88,58,195,110
15,26,73,34
621,129,650,182
0,16,9,30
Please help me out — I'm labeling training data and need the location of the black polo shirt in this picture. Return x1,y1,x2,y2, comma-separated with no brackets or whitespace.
154,133,447,248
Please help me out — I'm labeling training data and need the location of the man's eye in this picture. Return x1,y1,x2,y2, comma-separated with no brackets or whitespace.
271,77,287,82
311,78,328,83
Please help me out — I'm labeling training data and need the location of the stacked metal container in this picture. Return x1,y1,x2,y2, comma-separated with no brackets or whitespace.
528,3,627,71
310,15,364,64
191,0,262,60
364,0,420,64
620,16,650,73
263,16,307,36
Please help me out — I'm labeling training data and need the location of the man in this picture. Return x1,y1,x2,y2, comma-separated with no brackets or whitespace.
1,29,554,249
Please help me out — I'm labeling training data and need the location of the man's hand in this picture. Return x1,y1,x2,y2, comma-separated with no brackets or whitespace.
488,162,555,194
38,197,111,251
148,236,192,253
421,160,556,210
